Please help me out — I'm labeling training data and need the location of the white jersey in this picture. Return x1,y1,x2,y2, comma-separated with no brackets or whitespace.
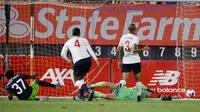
61,36,97,64
118,33,141,64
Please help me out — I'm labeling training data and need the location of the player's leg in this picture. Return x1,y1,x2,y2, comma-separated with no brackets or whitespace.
28,81,40,100
74,57,93,101
89,82,117,91
35,80,60,89
93,91,116,100
102,94,116,100
30,80,59,101
74,75,86,101
120,72,130,86
119,64,131,86
74,76,94,101
133,63,142,102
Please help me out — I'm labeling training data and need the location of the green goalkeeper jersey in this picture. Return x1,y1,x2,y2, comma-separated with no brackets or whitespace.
116,84,147,100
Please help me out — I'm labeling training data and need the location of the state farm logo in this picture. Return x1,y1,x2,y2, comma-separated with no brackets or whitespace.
148,70,180,86
0,6,29,38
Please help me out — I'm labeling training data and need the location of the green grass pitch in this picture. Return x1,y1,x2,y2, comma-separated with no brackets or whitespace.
1,98,200,112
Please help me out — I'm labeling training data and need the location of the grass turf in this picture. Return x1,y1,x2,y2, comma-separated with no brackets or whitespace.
0,98,200,112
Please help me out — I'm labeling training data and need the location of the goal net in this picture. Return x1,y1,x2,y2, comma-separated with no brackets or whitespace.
0,0,111,97
0,0,200,99
176,2,200,98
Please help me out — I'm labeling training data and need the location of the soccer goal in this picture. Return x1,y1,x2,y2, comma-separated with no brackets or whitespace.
0,0,200,99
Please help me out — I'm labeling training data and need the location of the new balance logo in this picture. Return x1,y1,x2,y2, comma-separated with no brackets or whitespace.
148,70,180,86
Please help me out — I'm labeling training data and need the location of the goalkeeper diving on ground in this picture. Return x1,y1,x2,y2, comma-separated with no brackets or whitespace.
74,81,173,101
5,70,60,101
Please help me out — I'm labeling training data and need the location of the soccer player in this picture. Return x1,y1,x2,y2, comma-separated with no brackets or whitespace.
87,82,154,100
5,70,60,101
116,23,149,102
61,28,100,101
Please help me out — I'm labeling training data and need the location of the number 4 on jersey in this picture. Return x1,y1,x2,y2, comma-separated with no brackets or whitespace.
74,40,81,47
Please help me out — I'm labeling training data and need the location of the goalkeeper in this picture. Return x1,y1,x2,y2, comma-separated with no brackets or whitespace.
5,70,60,101
87,82,172,101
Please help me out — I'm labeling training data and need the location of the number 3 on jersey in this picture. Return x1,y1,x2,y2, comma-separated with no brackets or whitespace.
125,40,131,52
74,40,80,47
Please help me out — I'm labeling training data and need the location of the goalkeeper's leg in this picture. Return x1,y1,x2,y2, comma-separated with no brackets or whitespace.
89,82,117,90
94,91,116,100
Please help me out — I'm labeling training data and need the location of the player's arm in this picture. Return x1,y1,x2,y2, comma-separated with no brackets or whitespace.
143,98,161,101
133,44,149,53
5,88,14,100
116,46,123,69
85,39,100,67
61,42,73,65
8,93,13,100
131,36,149,53
116,46,123,61
19,73,38,80
116,37,123,69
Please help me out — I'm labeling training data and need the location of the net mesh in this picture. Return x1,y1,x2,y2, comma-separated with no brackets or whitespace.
0,0,109,97
1,0,200,98
176,4,200,98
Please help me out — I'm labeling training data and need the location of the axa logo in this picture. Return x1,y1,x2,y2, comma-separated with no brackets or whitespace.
0,6,29,38
40,68,74,86
148,70,180,86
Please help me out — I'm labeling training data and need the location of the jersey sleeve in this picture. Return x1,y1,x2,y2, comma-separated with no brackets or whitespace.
61,41,71,63
118,36,123,47
133,36,139,45
5,85,13,94
19,74,31,80
85,39,98,61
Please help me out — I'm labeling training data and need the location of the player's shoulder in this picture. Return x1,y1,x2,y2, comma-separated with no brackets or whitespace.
6,79,13,87
121,34,128,38
64,37,75,45
128,33,138,38
122,33,136,38
69,36,86,41
79,37,89,43
13,74,21,79
5,75,21,87
80,37,88,41
132,34,139,40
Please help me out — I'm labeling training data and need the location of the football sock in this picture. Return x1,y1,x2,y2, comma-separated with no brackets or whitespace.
75,80,85,89
136,82,142,96
75,80,85,99
79,89,84,99
119,80,127,86
81,84,89,92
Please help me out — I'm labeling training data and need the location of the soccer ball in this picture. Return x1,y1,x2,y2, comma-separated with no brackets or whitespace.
186,89,196,98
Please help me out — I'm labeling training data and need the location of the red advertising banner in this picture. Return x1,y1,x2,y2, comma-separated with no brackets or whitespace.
112,60,200,98
0,4,200,46
6,56,111,96
2,56,200,98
